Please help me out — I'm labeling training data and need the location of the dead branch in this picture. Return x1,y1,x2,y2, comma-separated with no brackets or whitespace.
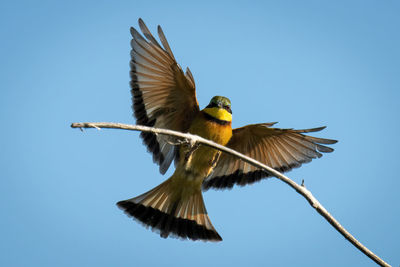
71,122,390,267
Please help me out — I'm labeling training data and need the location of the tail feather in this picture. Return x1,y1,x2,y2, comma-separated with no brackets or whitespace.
117,178,222,242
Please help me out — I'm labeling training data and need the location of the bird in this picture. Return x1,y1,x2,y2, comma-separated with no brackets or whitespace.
116,18,337,242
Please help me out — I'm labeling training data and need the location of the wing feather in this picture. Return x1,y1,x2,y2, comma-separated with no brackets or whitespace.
157,25,176,61
130,19,199,174
138,18,162,48
185,67,196,88
203,123,337,190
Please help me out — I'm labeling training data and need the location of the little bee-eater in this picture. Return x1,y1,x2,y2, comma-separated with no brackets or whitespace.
117,19,337,241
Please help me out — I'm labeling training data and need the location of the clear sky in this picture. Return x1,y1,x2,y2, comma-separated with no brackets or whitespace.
1,1,399,266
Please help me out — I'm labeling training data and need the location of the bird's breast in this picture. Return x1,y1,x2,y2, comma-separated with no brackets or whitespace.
176,112,232,180
189,111,232,145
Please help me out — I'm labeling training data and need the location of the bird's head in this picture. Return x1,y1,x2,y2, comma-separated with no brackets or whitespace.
203,96,232,122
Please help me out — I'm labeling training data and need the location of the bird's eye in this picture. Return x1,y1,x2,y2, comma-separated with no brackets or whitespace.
223,105,232,114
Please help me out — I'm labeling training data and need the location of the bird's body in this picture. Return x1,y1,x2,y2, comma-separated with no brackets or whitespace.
118,100,233,241
184,109,233,178
117,19,337,241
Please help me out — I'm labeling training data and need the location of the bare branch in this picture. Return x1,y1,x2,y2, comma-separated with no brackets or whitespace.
71,122,390,267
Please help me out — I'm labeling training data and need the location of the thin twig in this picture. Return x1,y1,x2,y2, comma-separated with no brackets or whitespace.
71,122,390,267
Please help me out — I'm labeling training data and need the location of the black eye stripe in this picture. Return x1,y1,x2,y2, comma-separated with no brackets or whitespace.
206,102,218,109
223,106,232,114
206,102,232,114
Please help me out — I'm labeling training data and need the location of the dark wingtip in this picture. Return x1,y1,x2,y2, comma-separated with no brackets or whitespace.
298,126,327,133
267,122,279,126
317,144,334,153
130,27,136,37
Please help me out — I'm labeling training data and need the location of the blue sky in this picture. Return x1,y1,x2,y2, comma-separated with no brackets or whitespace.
1,1,399,266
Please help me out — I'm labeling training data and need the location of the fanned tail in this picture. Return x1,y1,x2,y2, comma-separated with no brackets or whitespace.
117,178,222,242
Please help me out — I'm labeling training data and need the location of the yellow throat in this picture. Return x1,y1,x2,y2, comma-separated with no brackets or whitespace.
203,107,232,122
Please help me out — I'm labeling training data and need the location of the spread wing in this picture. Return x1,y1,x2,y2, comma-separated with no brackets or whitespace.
203,123,337,190
130,19,200,174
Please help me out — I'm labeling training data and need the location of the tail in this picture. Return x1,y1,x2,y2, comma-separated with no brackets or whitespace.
117,178,222,242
